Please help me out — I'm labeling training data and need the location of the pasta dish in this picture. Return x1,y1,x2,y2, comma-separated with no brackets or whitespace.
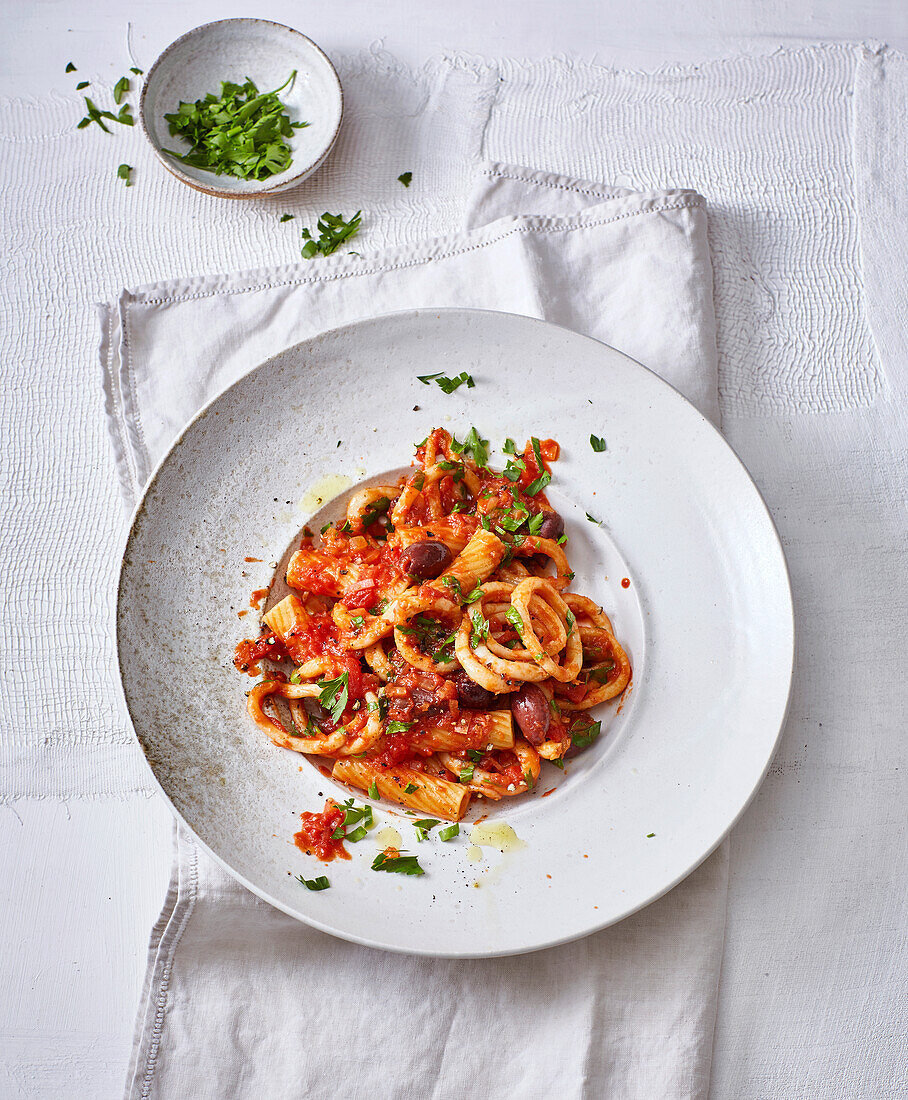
235,427,631,823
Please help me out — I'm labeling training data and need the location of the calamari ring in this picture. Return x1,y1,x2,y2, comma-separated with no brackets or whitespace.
248,682,384,757
513,536,573,589
511,578,582,682
331,600,394,649
247,681,346,754
363,639,393,681
392,592,460,674
475,581,566,661
454,614,516,693
557,594,632,709
344,484,397,533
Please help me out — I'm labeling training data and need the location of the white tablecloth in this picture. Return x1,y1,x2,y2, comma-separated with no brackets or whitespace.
0,16,906,1096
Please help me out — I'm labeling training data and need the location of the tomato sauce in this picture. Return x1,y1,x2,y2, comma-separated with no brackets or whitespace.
294,800,351,863
233,632,288,674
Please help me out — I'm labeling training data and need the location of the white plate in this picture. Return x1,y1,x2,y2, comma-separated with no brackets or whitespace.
117,309,793,957
140,19,343,197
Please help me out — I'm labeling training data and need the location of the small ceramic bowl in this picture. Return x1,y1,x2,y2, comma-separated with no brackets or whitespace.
140,19,343,198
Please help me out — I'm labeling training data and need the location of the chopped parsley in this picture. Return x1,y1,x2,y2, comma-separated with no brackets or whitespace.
385,720,413,736
413,817,441,842
162,72,307,180
502,438,517,455
527,511,545,535
279,213,295,222
438,824,459,841
585,512,602,525
470,609,489,648
130,67,144,76
316,673,349,723
117,163,133,187
372,851,425,875
330,800,373,842
647,833,656,838
416,371,474,394
451,426,489,469
360,495,391,527
296,874,330,890
569,715,602,749
565,610,576,637
504,607,524,637
524,438,551,495
113,76,130,104
458,764,475,783
403,782,419,794
65,62,77,73
349,615,365,630
368,779,380,799
301,211,362,258
76,81,89,90
398,171,413,187
77,96,119,133
590,434,607,452
463,582,484,604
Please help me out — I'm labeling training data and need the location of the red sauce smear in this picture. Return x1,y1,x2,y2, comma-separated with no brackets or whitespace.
233,632,287,674
541,787,557,798
244,556,262,563
621,577,631,589
294,800,351,863
250,587,269,609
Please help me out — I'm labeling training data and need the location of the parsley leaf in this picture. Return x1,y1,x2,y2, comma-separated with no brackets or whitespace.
279,213,295,222
398,171,413,187
585,512,602,525
130,67,144,76
590,434,607,452
316,673,349,723
386,720,413,736
438,824,459,841
65,62,77,73
502,438,517,455
163,71,307,181
569,715,602,749
463,582,484,604
301,211,362,258
451,426,489,468
368,779,380,799
76,81,89,90
416,371,474,393
524,437,551,495
117,163,133,187
470,609,489,648
113,76,130,105
372,851,425,875
297,874,330,890
459,764,475,782
505,607,524,637
646,832,656,838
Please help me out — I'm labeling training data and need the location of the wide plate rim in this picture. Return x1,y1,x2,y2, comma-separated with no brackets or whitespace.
116,306,795,957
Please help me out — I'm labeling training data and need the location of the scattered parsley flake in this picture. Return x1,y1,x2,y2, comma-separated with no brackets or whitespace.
130,67,144,76
279,213,295,222
76,80,89,90
316,672,349,722
569,715,602,749
590,434,607,452
438,824,459,841
113,76,130,105
459,764,475,783
451,426,489,468
646,832,656,838
398,171,413,186
372,851,425,875
368,779,379,799
585,512,602,525
301,211,361,258
386,720,414,736
65,62,77,73
297,874,330,890
117,163,133,186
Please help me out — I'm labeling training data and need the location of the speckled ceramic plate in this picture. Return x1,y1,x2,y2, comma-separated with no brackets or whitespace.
140,19,343,197
117,309,793,957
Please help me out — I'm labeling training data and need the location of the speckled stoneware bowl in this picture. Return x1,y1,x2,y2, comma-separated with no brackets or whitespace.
117,308,794,957
139,19,343,197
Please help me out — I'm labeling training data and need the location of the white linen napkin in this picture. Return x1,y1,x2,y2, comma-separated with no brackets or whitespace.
108,163,725,1100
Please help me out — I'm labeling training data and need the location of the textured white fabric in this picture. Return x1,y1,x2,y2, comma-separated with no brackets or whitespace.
0,40,905,1100
113,163,725,1100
